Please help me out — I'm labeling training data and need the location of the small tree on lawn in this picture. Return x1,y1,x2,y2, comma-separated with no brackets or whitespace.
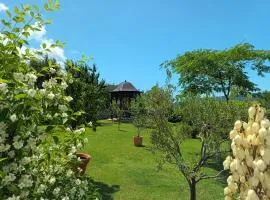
146,88,249,200
111,101,122,130
131,96,148,137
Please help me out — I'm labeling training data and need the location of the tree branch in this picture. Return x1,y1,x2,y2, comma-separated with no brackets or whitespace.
196,170,226,183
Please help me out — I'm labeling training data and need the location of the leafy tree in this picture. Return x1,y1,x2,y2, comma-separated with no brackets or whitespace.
0,1,98,199
111,101,122,130
29,55,58,88
65,61,108,129
143,87,249,200
131,96,148,137
163,43,270,101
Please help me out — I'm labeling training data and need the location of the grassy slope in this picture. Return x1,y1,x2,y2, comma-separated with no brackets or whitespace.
82,120,226,200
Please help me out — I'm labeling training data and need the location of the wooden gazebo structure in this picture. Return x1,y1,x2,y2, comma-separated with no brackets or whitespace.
111,80,141,111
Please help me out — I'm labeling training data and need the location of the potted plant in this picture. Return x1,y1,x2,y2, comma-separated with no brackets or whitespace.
75,153,92,175
131,97,147,147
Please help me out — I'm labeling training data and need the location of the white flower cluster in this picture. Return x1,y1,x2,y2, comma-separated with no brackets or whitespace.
224,105,270,200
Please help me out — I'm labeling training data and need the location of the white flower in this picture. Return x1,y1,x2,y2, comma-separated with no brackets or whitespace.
258,127,267,140
246,189,259,200
18,175,33,189
3,173,16,184
62,113,68,118
20,157,31,165
13,140,23,149
83,137,88,144
13,72,24,81
40,89,46,95
261,119,270,129
49,177,56,184
75,179,81,185
37,184,46,194
50,68,56,74
8,150,15,158
25,73,37,83
61,81,68,89
59,105,68,112
65,96,73,102
7,195,20,200
66,169,73,177
53,187,60,196
234,120,242,130
27,89,36,97
248,106,256,118
77,142,82,149
0,144,10,152
0,83,7,91
10,114,17,122
256,159,266,171
252,122,260,133
47,92,55,100
71,146,76,154
224,187,231,196
223,156,232,170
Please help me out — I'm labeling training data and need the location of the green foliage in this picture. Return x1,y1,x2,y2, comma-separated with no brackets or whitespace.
65,61,109,129
131,95,148,136
163,43,270,101
142,87,250,199
0,1,98,199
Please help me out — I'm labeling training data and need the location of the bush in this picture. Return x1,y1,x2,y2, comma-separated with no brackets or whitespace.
0,2,98,199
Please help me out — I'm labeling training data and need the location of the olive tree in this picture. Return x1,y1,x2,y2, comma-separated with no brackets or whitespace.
144,87,249,200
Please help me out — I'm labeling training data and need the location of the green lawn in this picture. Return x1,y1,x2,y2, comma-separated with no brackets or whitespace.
82,120,226,200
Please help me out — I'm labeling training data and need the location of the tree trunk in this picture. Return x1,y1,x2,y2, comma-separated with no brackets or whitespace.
189,179,196,200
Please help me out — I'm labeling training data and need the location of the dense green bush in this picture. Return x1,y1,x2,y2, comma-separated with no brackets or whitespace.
0,2,98,199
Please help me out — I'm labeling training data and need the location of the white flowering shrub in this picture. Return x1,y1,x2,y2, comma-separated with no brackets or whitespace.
224,105,270,200
0,1,98,199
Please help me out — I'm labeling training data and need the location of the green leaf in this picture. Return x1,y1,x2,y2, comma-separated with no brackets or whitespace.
15,93,27,100
52,136,59,144
44,3,49,11
6,10,12,18
0,79,9,83
14,6,20,14
0,158,7,163
22,32,30,38
30,11,35,17
45,125,54,132
42,43,47,49
13,16,24,23
33,5,40,12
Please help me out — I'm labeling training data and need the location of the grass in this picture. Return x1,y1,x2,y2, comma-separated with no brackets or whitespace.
82,120,226,200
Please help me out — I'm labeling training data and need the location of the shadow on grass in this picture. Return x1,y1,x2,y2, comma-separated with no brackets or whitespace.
93,180,120,200
205,160,228,185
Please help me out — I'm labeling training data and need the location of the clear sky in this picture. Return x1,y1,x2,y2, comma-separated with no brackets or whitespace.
1,0,270,92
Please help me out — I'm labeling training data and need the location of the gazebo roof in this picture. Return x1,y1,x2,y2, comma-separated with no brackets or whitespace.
112,80,139,92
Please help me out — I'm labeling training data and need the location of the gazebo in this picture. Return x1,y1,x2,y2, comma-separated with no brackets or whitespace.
111,80,141,111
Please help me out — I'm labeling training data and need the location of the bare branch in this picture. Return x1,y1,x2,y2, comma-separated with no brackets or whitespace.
196,170,226,183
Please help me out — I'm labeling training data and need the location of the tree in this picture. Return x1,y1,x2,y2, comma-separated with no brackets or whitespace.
144,87,249,200
111,101,122,130
65,61,108,129
131,96,148,137
163,43,270,102
0,1,98,199
29,55,58,88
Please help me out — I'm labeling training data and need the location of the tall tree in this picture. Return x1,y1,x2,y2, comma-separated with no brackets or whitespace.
163,43,270,101
65,61,108,128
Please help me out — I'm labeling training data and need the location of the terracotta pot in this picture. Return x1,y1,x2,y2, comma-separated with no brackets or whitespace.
133,136,143,147
75,153,92,175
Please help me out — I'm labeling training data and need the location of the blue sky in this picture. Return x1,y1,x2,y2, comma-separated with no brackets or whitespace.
1,0,270,92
